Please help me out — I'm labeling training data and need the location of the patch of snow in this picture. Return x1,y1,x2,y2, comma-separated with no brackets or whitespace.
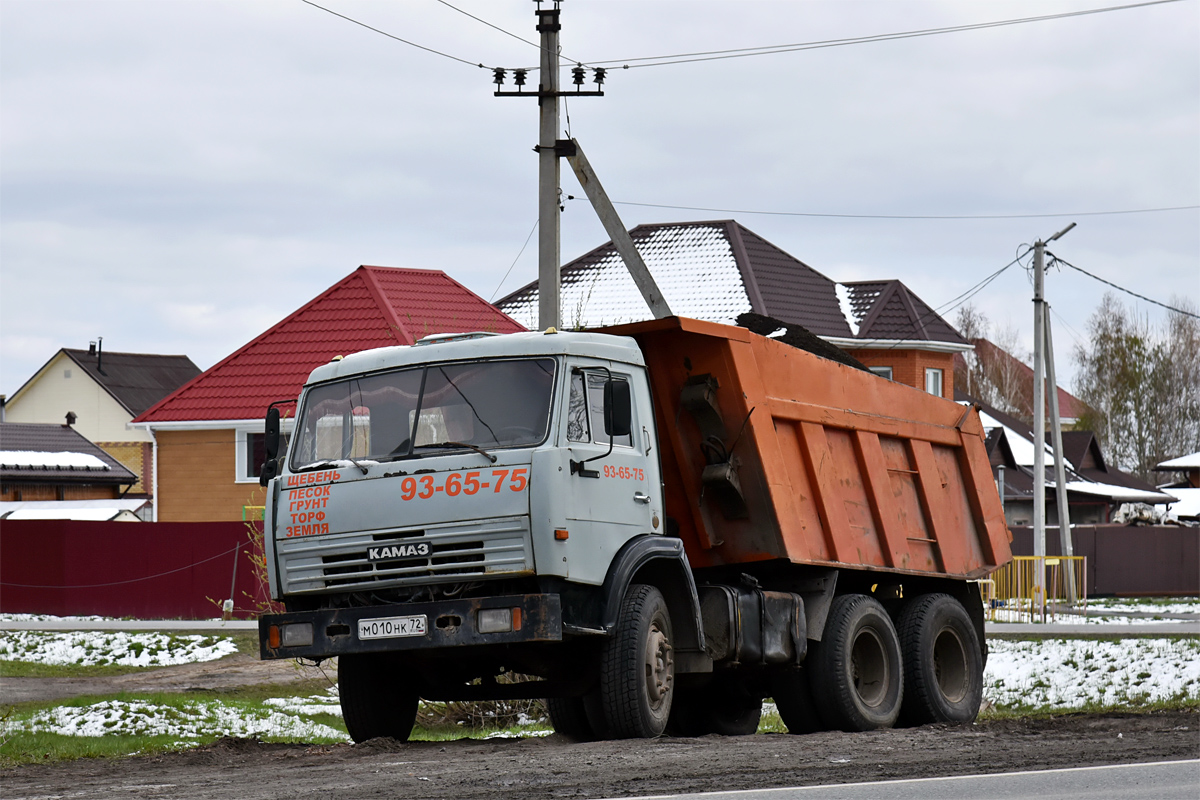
500,223,753,329
0,631,237,667
834,284,860,336
1163,487,1200,520
264,687,342,718
1062,481,1175,504
8,699,348,742
1157,452,1200,469
0,451,109,470
984,638,1200,709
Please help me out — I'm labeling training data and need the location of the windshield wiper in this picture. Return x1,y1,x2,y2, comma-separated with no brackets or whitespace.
413,441,497,463
294,458,369,474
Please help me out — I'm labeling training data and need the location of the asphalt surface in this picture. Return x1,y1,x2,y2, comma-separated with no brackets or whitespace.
619,760,1200,800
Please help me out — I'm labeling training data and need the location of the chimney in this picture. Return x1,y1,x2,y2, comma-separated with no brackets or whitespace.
65,411,77,427
88,341,97,356
96,336,104,374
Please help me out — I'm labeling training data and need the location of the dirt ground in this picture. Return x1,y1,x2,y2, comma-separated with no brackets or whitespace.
2,657,1198,800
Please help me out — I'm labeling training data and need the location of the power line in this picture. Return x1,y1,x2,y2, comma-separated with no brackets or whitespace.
433,0,586,67
300,0,489,69
598,199,1200,221
1046,253,1200,318
491,219,539,302
587,0,1186,70
1,542,244,589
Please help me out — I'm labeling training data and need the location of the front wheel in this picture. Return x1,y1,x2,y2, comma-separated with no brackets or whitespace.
808,594,903,732
897,593,983,725
338,653,419,743
599,583,675,738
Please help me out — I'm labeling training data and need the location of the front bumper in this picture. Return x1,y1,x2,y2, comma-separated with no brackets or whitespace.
258,593,562,660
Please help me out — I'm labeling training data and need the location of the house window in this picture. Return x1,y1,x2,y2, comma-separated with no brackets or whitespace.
925,368,944,397
238,429,290,482
869,366,893,380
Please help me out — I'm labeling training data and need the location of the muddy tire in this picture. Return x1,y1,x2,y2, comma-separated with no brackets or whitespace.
771,667,826,734
808,594,903,731
599,583,675,738
897,593,983,725
669,677,761,737
338,653,419,743
546,695,597,741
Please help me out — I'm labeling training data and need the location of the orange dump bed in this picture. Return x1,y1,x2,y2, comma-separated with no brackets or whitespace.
602,317,1012,580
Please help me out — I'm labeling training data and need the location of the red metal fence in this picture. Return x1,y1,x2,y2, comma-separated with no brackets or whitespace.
1009,524,1199,597
0,520,271,619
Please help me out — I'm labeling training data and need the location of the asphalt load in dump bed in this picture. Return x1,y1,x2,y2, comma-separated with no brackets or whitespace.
3,711,1198,800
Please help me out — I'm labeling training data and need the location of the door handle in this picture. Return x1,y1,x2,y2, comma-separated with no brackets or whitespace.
633,492,651,504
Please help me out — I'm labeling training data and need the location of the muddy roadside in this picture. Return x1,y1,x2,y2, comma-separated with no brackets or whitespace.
3,711,1197,800
1,652,336,704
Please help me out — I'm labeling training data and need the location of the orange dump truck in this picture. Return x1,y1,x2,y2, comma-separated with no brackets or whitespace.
256,316,1011,741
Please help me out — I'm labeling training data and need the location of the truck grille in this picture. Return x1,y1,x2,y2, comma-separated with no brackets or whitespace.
277,517,533,594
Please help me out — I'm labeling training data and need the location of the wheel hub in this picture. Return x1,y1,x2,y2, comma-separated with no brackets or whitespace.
645,623,674,705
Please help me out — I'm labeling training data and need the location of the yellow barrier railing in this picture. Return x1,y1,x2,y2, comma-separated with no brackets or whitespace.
979,555,1087,623
242,505,265,522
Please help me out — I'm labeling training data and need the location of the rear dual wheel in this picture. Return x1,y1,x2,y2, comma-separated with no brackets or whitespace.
668,676,762,737
808,594,904,732
897,593,983,725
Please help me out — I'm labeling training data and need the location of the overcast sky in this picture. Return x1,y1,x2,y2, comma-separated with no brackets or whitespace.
2,0,1197,399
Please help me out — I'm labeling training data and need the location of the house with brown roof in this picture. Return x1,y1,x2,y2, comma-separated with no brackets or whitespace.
2,345,200,507
0,422,141,519
954,337,1090,427
496,220,971,398
960,393,1175,526
130,266,525,522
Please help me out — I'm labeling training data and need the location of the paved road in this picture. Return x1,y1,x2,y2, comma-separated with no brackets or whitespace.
619,760,1200,800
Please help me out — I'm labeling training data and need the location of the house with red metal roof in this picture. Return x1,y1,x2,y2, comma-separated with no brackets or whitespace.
131,266,524,522
496,220,971,398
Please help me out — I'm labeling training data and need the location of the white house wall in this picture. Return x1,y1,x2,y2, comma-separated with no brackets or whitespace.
4,352,152,443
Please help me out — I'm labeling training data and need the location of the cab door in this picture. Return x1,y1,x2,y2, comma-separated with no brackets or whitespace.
563,365,661,584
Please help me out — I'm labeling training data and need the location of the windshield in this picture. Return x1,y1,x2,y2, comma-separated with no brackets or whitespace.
288,358,556,470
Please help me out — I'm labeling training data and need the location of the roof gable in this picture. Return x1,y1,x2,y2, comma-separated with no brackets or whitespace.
841,280,967,345
59,349,201,416
134,266,524,423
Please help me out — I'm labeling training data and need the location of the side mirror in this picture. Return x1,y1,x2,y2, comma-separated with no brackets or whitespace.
260,407,281,487
603,379,632,438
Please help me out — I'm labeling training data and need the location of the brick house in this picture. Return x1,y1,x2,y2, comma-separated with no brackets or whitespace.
496,220,970,397
130,266,525,522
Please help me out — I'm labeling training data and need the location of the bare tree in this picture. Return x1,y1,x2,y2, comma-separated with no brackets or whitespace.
954,304,1033,424
1073,293,1200,479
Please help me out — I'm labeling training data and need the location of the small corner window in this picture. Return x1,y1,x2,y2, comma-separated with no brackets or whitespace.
925,368,944,397
869,366,893,381
567,369,632,448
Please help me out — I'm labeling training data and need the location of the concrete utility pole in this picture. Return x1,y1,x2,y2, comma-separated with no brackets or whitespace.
495,1,670,330
1031,222,1076,618
536,2,561,331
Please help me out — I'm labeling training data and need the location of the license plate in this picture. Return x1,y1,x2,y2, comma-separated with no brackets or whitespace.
358,615,427,640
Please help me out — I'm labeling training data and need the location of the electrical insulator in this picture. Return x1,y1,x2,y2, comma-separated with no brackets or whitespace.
493,67,507,86
572,64,585,86
513,69,527,87
593,67,606,86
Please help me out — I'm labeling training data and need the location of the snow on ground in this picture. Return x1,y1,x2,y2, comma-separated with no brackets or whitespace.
8,699,347,742
0,631,237,667
983,638,1200,710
